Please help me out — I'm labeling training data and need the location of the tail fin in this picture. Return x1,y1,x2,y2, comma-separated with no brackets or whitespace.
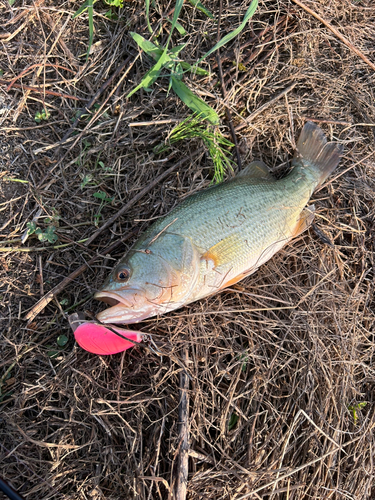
293,121,343,187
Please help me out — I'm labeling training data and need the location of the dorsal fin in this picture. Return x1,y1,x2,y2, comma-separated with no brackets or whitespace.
236,160,275,181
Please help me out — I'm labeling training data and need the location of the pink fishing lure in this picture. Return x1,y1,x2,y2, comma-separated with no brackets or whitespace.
69,313,142,355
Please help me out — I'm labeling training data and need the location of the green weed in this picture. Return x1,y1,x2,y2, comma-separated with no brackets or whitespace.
228,413,239,430
73,0,258,118
35,108,50,123
156,113,234,182
47,334,69,359
92,191,114,226
26,214,60,244
73,0,124,59
348,402,367,425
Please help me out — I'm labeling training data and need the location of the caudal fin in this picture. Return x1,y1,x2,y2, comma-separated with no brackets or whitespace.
293,121,343,187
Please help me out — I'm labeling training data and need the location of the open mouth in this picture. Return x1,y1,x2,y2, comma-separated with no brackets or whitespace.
94,290,149,324
94,290,133,307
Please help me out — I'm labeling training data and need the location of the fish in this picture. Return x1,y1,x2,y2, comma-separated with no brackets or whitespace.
95,121,343,325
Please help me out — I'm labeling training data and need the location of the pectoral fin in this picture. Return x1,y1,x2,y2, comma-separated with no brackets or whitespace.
201,234,242,269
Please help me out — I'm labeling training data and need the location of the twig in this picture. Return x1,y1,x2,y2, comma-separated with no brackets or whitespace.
285,93,296,149
237,434,362,500
38,255,44,297
129,119,179,127
0,79,84,101
211,16,291,88
34,54,139,188
302,116,351,126
291,0,375,72
42,12,79,69
216,0,242,170
6,64,75,91
83,150,203,248
175,345,190,500
210,15,288,76
24,231,137,322
0,239,88,253
235,83,298,132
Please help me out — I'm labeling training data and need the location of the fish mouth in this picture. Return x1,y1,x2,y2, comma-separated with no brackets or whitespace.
94,290,149,324
94,291,132,308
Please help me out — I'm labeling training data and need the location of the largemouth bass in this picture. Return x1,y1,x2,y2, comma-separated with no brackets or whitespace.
95,122,343,325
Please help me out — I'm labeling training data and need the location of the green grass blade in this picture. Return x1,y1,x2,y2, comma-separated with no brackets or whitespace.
198,0,258,63
171,77,219,125
130,33,187,63
180,61,209,76
73,0,98,18
187,0,214,19
87,2,94,60
170,44,187,56
166,18,187,36
165,0,184,48
145,0,152,33
126,51,171,98
130,32,163,60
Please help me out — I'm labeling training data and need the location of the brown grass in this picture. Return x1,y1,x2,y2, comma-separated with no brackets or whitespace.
1,0,375,498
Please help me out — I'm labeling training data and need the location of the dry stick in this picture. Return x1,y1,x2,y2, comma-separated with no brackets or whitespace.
291,0,375,72
13,6,71,122
215,0,242,170
235,82,298,132
84,150,202,248
6,63,75,91
175,345,190,500
0,79,84,101
42,11,79,69
210,15,287,76
222,17,289,86
302,116,351,126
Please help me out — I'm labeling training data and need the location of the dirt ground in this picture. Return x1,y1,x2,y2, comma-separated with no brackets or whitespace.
1,0,375,498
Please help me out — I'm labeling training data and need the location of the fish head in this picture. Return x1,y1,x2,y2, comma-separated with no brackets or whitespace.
95,233,200,324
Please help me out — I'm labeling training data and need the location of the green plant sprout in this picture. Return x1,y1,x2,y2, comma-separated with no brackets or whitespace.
156,113,234,182
228,413,239,430
35,108,50,123
348,402,367,425
92,191,114,226
26,215,59,244
47,334,69,359
73,0,257,115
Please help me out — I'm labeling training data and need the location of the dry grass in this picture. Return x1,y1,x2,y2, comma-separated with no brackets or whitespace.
1,0,375,498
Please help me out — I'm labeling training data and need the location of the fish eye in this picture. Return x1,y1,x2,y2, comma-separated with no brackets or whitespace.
116,267,130,281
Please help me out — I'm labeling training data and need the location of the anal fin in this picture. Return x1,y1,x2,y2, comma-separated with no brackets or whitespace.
218,268,258,290
291,204,315,238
